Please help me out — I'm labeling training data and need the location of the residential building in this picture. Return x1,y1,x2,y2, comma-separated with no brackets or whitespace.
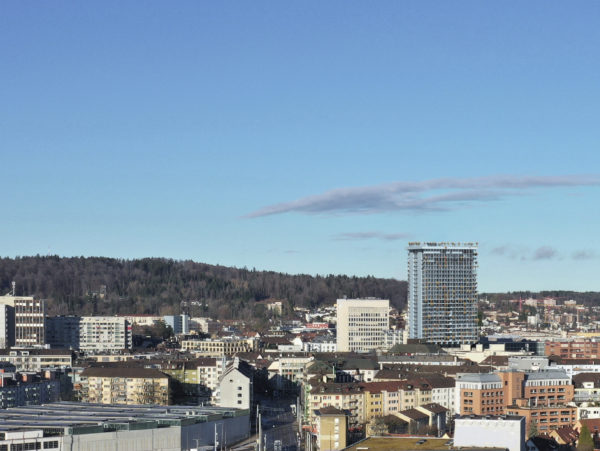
336,298,389,352
304,335,337,353
454,415,526,451
308,383,366,430
79,316,132,352
79,367,170,405
546,340,600,360
0,372,61,408
181,337,256,356
215,357,253,410
313,406,348,451
0,349,74,372
455,373,504,415
573,373,600,403
163,314,190,335
407,242,478,346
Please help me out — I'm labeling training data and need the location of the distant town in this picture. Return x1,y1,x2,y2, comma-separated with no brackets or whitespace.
0,243,598,451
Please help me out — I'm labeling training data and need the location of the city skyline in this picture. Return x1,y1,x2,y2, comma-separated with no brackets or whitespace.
2,2,600,292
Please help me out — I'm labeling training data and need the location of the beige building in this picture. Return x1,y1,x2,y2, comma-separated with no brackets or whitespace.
181,337,256,356
336,299,389,352
79,367,170,405
313,407,348,451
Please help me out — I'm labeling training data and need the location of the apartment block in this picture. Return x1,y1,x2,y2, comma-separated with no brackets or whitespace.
79,367,170,405
336,298,389,352
455,373,505,415
0,349,74,372
313,407,348,451
180,337,256,356
79,316,132,352
545,340,600,360
407,242,478,346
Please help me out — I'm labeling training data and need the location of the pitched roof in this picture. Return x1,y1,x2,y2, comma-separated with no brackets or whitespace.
419,403,449,414
399,408,429,420
550,426,578,444
572,372,600,388
315,406,348,416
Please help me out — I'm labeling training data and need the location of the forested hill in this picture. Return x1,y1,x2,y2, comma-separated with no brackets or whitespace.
0,256,407,319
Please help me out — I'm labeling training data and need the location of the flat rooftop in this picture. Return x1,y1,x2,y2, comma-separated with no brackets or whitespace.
343,437,504,451
0,402,249,437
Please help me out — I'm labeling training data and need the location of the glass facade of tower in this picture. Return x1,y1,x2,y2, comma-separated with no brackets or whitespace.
408,242,478,346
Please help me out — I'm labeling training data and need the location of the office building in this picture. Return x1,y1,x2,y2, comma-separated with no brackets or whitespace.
407,242,478,346
0,295,46,347
45,316,81,349
163,314,190,335
0,304,15,349
336,298,389,352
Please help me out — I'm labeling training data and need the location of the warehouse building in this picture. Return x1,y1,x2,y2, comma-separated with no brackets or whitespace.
0,402,251,450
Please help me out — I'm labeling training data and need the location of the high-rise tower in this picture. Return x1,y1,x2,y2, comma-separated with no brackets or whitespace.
407,242,478,346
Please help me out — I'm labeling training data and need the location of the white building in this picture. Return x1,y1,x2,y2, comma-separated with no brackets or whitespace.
304,335,337,353
79,317,132,352
0,295,46,347
336,298,389,352
407,242,478,346
455,415,525,451
0,304,15,349
215,357,253,410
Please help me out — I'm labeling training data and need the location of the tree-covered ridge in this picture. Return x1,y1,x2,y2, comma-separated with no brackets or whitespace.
0,256,407,319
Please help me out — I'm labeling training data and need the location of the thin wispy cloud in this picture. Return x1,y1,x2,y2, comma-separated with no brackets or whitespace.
245,174,600,218
532,246,558,260
572,250,597,260
333,232,411,242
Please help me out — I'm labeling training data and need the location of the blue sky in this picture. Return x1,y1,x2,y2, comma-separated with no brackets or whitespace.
1,2,599,291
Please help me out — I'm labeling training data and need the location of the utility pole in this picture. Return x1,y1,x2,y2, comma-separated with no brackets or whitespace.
258,411,262,451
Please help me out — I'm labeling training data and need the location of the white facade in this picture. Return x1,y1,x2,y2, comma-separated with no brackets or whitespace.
0,296,46,347
336,298,389,352
431,386,455,413
79,317,132,352
407,242,478,346
216,358,252,409
0,304,14,349
455,415,525,451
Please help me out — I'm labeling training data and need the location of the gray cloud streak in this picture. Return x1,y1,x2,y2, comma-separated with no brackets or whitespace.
532,246,558,260
333,232,411,241
245,174,600,218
